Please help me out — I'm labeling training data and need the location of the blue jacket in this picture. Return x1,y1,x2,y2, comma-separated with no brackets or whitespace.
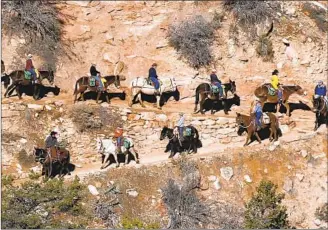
315,85,327,96
253,104,263,114
149,67,158,79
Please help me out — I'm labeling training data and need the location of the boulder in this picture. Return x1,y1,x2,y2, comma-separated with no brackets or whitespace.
27,104,44,111
213,179,221,190
140,112,156,121
283,178,293,192
203,119,216,126
295,173,304,182
208,175,217,182
88,185,99,196
244,175,252,183
155,114,168,122
190,120,202,126
220,167,234,181
54,101,64,107
126,188,138,197
300,150,308,158
314,219,321,226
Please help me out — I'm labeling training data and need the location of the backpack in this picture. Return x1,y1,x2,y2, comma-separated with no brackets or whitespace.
211,85,220,94
123,138,130,149
24,71,32,80
183,127,192,137
90,77,96,87
268,87,276,96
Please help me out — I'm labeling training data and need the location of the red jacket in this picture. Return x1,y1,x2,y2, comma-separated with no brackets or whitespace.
25,59,34,70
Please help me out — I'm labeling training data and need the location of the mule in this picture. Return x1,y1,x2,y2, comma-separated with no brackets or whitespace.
96,137,139,169
253,84,306,116
4,70,55,100
160,126,200,158
236,112,280,146
129,77,178,109
73,75,125,104
34,147,71,178
312,96,328,131
194,80,237,114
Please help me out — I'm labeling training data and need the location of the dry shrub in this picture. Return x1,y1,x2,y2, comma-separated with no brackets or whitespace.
315,203,328,223
256,34,274,62
224,0,280,40
168,15,215,69
1,0,75,70
70,104,123,133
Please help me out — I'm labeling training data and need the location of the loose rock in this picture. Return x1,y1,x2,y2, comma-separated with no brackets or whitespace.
283,178,293,192
126,188,138,197
88,185,99,196
220,167,234,181
244,175,252,183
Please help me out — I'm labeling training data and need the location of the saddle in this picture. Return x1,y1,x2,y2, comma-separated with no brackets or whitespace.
49,147,66,162
147,78,163,87
263,113,270,124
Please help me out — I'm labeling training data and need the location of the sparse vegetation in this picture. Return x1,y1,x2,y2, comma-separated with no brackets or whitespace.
1,176,89,229
70,104,123,133
121,216,160,229
211,11,224,30
256,34,274,62
315,203,328,223
168,15,215,69
224,0,279,40
244,180,290,229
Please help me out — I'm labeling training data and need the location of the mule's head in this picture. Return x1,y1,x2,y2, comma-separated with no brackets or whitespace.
33,147,46,163
96,138,103,153
235,112,247,136
229,79,237,94
312,95,321,112
294,85,306,96
233,93,241,106
160,126,169,140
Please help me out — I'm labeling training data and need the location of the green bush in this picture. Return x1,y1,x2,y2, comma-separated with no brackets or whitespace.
168,15,215,69
121,216,160,229
244,180,290,229
1,176,88,229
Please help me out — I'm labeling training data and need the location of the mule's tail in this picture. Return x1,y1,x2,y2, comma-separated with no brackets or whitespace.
194,127,202,148
73,80,78,95
275,117,283,137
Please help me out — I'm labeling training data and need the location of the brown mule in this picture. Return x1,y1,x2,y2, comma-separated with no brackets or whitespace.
73,75,125,104
253,84,306,116
34,147,71,178
236,112,280,146
312,96,328,131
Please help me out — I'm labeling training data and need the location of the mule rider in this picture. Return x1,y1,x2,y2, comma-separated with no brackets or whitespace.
210,69,223,98
114,127,124,153
90,63,106,91
149,63,160,95
253,99,263,131
177,112,185,142
45,131,59,150
315,80,327,98
25,54,37,84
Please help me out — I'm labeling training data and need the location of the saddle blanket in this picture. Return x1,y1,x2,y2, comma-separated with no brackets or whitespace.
263,113,270,124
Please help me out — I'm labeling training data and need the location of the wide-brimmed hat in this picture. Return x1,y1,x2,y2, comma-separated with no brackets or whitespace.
27,54,33,58
318,80,323,84
272,69,279,75
179,112,184,116
91,63,96,67
152,63,158,67
50,131,58,135
212,69,217,73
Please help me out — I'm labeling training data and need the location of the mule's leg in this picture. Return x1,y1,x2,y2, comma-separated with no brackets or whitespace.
16,85,22,99
128,88,135,107
4,84,15,98
96,92,101,104
269,127,273,141
193,140,197,153
194,101,198,113
223,100,228,115
244,133,251,146
156,95,162,109
33,84,38,100
284,102,291,116
101,153,110,169
105,93,110,104
129,148,139,163
200,95,206,114
113,152,119,167
254,132,262,144
138,93,145,108
81,92,85,101
124,151,129,165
